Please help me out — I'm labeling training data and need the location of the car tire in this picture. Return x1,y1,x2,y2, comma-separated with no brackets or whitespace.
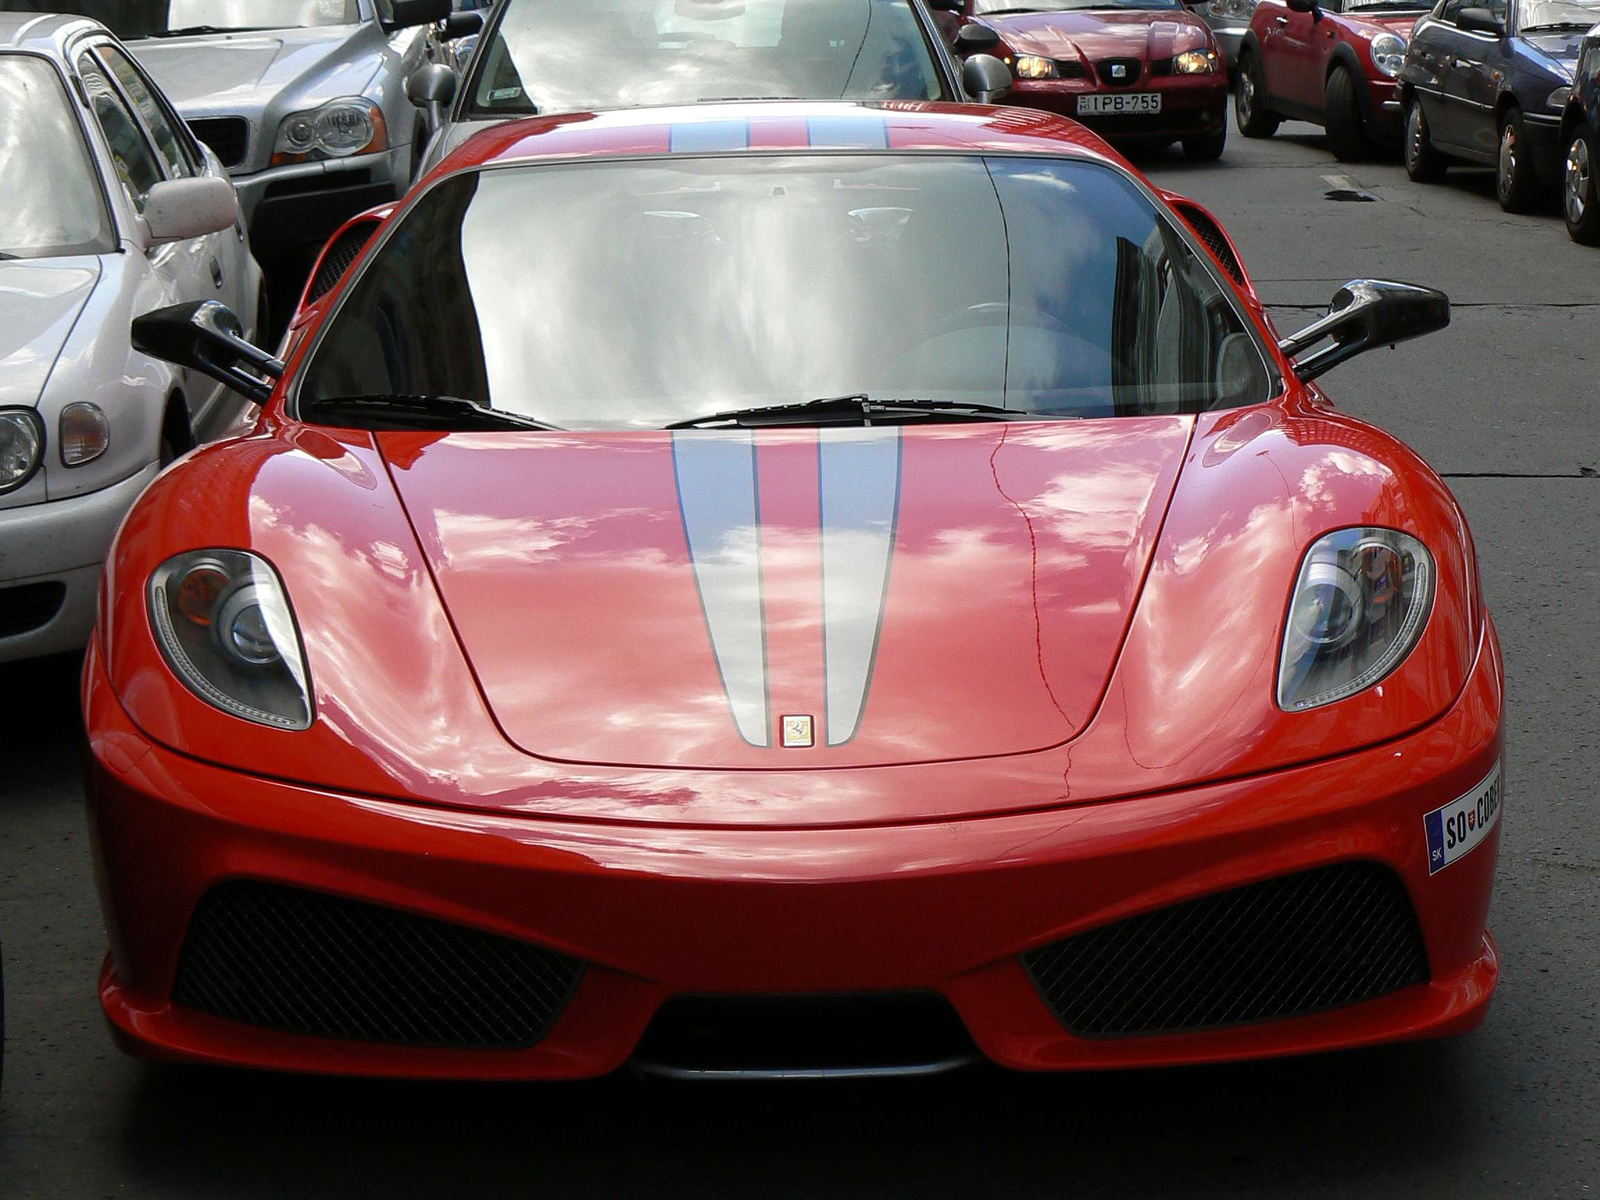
1567,129,1600,245
1182,120,1228,162
1324,67,1372,161
1496,107,1539,213
1404,94,1447,183
1235,52,1280,138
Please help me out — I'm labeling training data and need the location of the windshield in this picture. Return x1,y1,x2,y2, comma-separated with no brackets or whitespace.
1344,0,1427,12
0,56,114,259
466,0,950,117
300,153,1271,429
974,0,1183,15
1518,0,1600,28
0,1,360,38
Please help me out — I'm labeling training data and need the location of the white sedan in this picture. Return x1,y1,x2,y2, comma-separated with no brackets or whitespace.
0,13,263,662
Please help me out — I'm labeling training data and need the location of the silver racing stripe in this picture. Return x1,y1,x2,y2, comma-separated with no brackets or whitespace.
820,429,902,746
672,431,770,746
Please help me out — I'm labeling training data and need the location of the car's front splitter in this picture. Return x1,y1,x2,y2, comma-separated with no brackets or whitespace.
85,621,1503,1079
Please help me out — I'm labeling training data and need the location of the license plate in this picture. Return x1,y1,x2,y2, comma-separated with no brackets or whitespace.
1077,93,1162,115
1424,760,1503,875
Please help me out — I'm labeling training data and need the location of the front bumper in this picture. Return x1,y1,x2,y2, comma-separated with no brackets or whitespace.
1523,111,1569,186
85,621,1503,1079
1007,74,1230,143
0,465,158,662
232,149,404,263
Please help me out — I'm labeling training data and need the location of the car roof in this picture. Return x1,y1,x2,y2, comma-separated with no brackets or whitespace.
440,100,1125,175
0,11,107,56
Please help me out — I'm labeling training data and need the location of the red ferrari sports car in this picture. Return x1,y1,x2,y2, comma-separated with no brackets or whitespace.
1235,0,1425,159
86,100,1503,1081
944,0,1232,158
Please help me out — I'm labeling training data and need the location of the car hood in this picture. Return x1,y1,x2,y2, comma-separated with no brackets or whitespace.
1356,13,1425,35
982,9,1212,60
129,24,374,114
0,257,101,409
1522,31,1586,70
382,419,1192,770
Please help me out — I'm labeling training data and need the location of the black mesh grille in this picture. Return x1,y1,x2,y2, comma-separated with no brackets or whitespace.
174,882,584,1048
1054,60,1088,79
305,221,377,304
0,581,66,638
1095,57,1143,86
189,117,250,168
1023,862,1428,1038
1174,201,1246,287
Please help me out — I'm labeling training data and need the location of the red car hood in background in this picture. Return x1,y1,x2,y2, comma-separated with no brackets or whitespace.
982,8,1212,61
1354,12,1427,34
383,420,1192,771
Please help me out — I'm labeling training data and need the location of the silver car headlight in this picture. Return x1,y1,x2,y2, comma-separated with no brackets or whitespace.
0,408,45,494
1278,528,1435,711
149,549,313,730
272,98,386,165
1174,49,1221,75
1370,33,1406,78
1547,85,1572,111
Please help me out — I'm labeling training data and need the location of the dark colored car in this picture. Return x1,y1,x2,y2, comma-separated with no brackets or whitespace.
1398,0,1600,210
417,0,1008,172
1235,0,1425,158
944,0,1232,160
1559,25,1600,241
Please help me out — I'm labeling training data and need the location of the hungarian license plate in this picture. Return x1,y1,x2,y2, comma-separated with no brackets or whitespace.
1078,93,1162,115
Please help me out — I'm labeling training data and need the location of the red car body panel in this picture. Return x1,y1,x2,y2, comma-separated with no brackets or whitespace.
956,4,1230,141
85,101,1503,1077
1248,1,1425,139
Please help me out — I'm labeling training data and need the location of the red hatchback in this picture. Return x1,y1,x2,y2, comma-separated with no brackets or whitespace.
948,0,1232,158
1235,0,1424,158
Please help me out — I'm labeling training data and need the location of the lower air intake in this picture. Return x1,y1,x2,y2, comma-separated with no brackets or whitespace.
0,581,66,638
174,882,583,1048
1024,861,1428,1037
631,992,979,1079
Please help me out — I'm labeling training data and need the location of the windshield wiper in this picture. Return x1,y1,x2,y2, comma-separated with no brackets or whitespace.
152,25,270,37
666,394,1049,429
306,394,561,432
1520,21,1595,30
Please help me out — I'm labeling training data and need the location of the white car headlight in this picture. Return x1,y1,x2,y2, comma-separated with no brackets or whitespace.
1278,528,1435,711
0,408,45,494
60,402,109,467
1174,49,1221,75
1371,33,1406,79
1014,55,1057,79
1547,85,1572,111
149,549,313,729
272,99,386,165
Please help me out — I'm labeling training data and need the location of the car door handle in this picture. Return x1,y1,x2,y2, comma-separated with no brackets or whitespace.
1274,15,1288,23
210,257,224,289
1450,57,1472,68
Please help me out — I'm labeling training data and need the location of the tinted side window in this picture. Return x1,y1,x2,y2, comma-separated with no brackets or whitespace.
96,44,193,178
78,53,164,211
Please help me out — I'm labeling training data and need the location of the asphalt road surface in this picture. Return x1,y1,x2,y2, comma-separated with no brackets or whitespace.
2,122,1596,1199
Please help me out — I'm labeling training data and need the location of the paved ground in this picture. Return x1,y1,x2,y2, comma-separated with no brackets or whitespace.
1,122,1596,1198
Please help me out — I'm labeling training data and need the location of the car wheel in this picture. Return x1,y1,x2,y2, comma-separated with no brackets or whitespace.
1496,108,1539,213
1235,53,1280,138
1324,67,1372,162
1182,120,1228,162
1404,94,1446,183
1567,129,1600,245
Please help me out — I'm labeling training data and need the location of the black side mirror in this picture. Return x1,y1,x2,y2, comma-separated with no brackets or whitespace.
962,54,1013,102
926,0,964,10
407,63,459,107
442,10,485,38
386,0,451,30
1279,280,1449,382
955,23,1002,54
1285,0,1318,11
132,302,285,404
1456,6,1507,35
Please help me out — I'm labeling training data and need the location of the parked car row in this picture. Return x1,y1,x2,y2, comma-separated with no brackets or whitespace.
1228,0,1600,242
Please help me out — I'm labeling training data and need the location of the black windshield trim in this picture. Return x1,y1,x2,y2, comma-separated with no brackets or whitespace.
289,146,1284,428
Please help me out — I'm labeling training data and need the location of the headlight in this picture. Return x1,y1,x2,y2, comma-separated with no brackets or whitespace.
1370,33,1406,78
60,402,109,467
272,99,386,166
1174,49,1221,75
0,408,45,494
1278,528,1435,711
1014,55,1057,79
1548,85,1572,111
149,549,313,730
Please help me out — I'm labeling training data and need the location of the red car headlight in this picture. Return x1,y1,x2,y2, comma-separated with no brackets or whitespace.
148,549,314,730
1278,528,1435,711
